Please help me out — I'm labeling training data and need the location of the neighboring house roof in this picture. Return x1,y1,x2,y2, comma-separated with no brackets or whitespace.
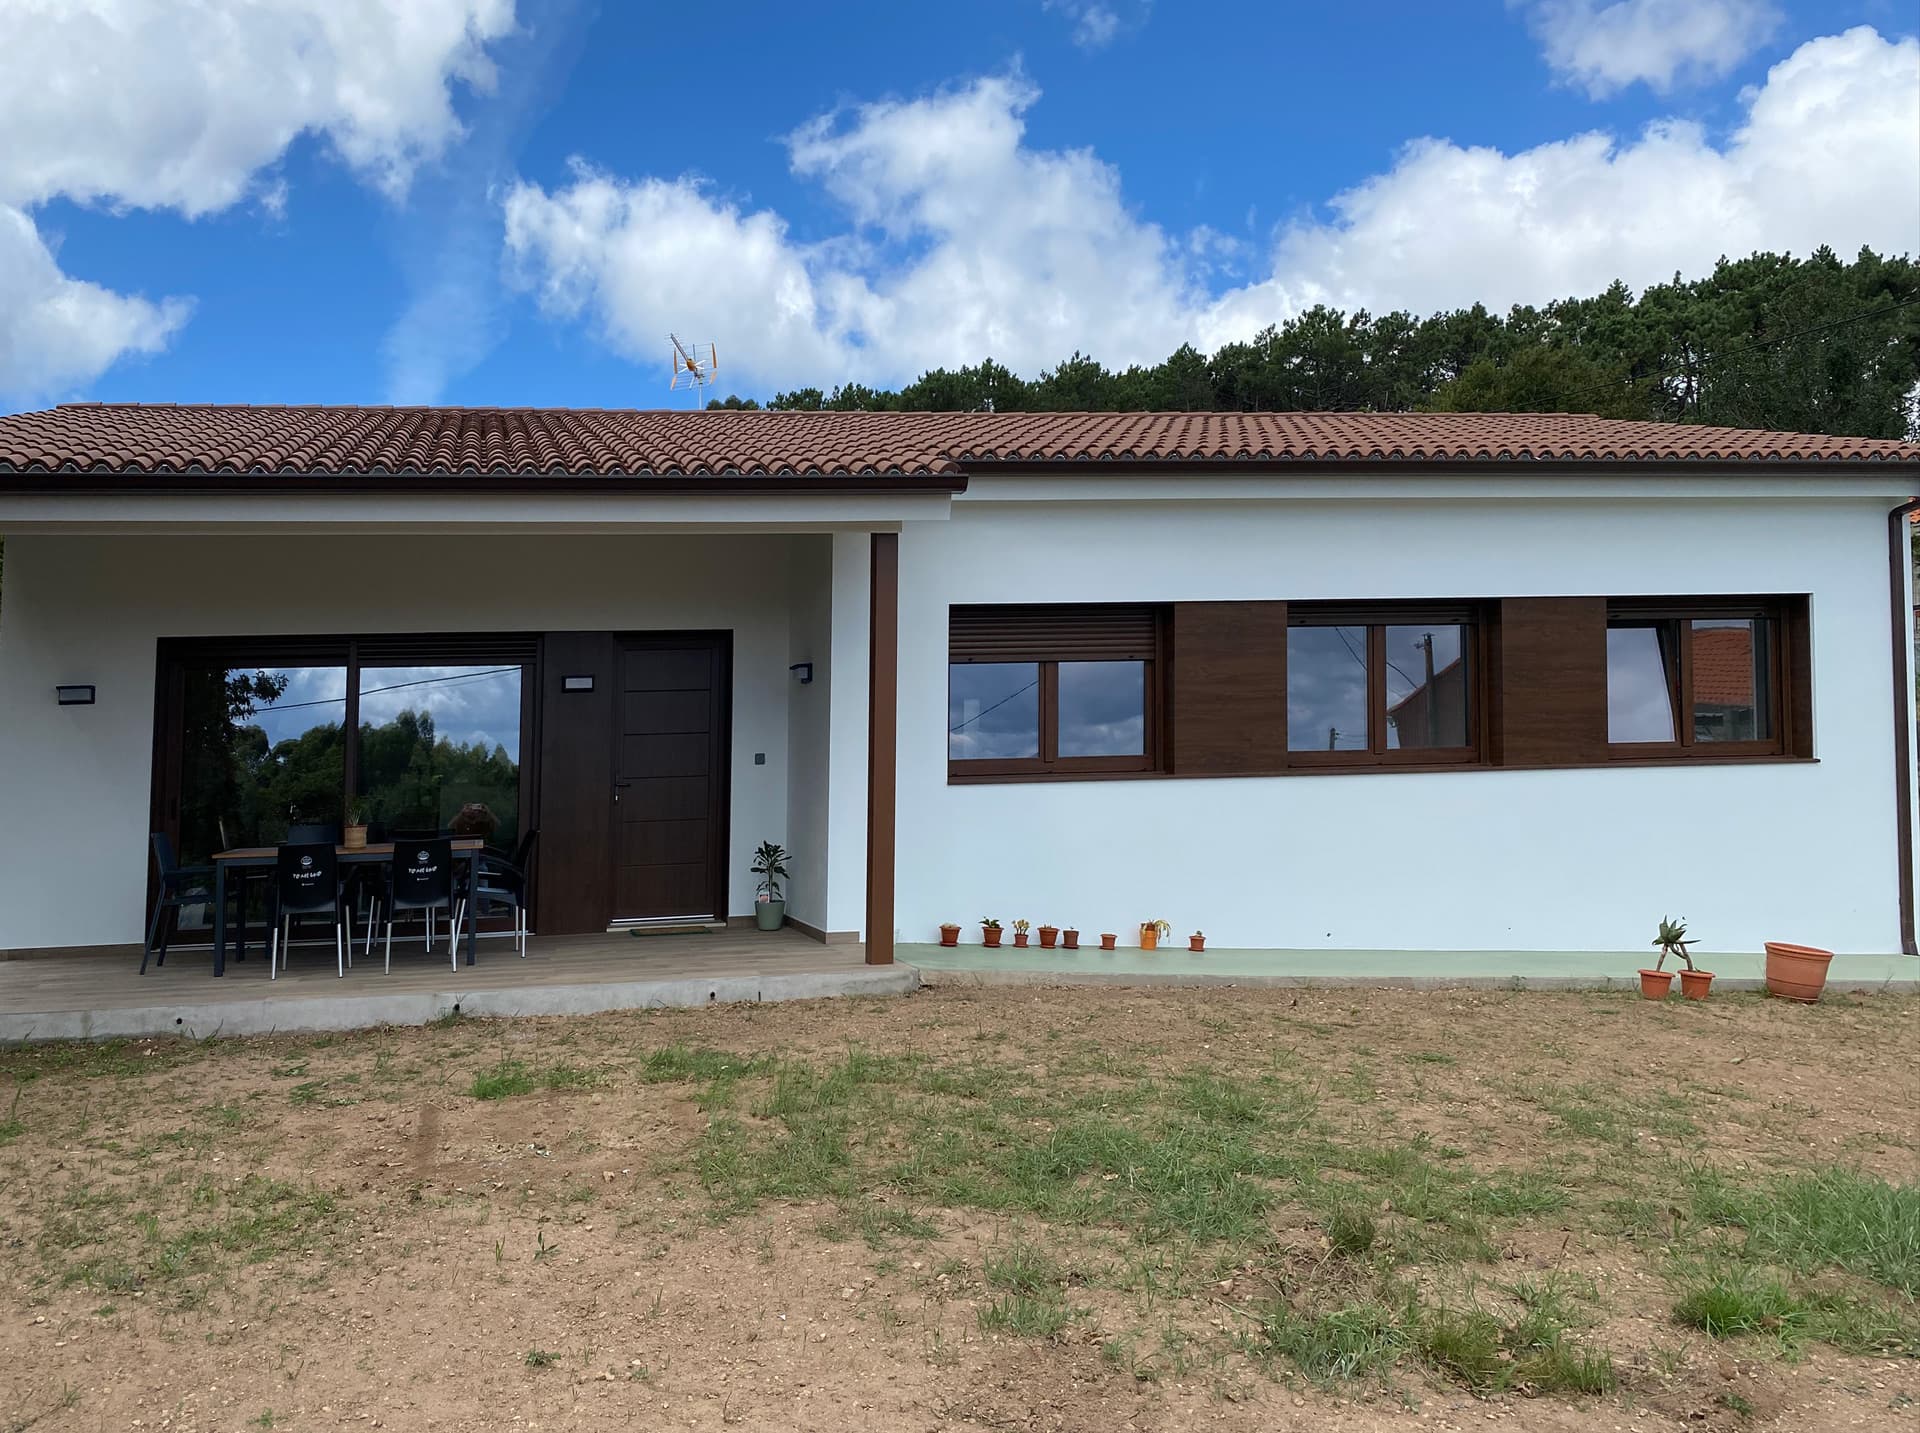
0,404,1916,480
1692,626,1756,707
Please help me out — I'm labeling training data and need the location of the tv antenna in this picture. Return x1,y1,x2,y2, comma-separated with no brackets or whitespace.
668,334,717,404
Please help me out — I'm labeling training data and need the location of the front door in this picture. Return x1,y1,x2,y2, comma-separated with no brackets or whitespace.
611,635,730,923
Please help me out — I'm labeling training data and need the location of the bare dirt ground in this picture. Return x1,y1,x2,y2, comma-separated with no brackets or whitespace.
1,982,1915,1432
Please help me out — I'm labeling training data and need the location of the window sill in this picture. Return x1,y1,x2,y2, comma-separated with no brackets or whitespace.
946,755,1819,785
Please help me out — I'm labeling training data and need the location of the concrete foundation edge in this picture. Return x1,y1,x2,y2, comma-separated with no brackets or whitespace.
0,965,922,1044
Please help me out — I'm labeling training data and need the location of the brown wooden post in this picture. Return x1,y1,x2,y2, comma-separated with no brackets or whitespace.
865,532,899,964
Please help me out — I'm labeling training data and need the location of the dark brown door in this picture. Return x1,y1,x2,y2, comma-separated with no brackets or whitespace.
612,635,730,922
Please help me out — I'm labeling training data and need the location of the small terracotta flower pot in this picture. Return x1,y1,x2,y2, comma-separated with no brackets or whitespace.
1140,928,1159,951
1764,942,1834,1003
1013,932,1029,948
1099,933,1117,951
1189,935,1205,952
982,926,1002,948
1638,969,1675,1000
938,924,960,948
1678,969,1714,1001
1062,929,1079,950
1037,926,1058,949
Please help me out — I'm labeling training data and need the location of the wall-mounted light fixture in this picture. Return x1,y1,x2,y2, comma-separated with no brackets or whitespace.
561,674,595,693
56,684,96,706
788,662,814,685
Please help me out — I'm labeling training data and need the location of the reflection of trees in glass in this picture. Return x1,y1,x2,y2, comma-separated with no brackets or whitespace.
180,668,303,862
358,707,518,846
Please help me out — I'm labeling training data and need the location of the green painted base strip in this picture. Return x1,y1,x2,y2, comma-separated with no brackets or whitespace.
897,944,1918,992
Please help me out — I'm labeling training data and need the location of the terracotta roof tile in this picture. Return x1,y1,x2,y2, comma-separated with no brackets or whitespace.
0,403,1915,479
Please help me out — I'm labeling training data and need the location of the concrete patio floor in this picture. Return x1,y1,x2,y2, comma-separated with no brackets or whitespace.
0,928,918,1043
904,942,1920,992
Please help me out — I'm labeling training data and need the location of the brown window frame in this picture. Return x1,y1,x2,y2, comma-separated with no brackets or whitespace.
1285,602,1485,768
948,604,1165,781
1606,598,1788,760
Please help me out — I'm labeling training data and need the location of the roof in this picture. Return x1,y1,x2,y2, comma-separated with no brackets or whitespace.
0,404,1915,480
1693,626,1758,708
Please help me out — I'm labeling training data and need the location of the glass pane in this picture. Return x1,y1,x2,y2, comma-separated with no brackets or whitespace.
949,662,1040,760
1608,623,1679,742
179,666,347,863
1384,624,1469,749
358,665,523,846
1058,661,1145,757
1691,618,1772,743
1288,626,1370,751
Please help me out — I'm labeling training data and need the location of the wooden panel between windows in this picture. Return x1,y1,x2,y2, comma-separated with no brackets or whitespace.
535,632,614,935
1489,598,1608,766
1169,601,1288,775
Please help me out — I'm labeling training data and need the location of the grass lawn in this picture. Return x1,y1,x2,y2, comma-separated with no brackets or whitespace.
0,983,1915,1431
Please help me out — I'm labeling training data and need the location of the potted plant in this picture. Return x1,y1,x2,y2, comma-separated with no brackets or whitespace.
1638,915,1696,1000
343,804,368,851
1764,941,1835,1003
939,922,961,947
1140,918,1171,951
1037,923,1059,949
1062,926,1080,950
981,918,1003,948
1099,932,1117,951
1012,919,1030,948
750,841,789,932
1189,930,1205,953
1660,918,1714,1000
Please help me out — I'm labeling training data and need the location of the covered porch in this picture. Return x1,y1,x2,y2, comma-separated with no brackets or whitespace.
0,488,925,979
0,927,918,1042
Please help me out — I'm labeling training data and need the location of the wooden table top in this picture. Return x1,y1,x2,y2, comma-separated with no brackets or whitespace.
212,838,487,861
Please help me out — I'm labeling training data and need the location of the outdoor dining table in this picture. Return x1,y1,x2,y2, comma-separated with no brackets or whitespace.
208,838,486,977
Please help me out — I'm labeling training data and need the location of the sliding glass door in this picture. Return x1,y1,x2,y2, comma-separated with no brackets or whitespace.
357,664,524,841
157,637,537,870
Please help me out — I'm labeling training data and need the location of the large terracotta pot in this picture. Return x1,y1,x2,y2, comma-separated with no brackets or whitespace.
1140,928,1159,950
938,924,960,948
1764,942,1834,1003
1037,926,1058,949
982,926,1003,948
1638,969,1675,1000
1062,929,1080,950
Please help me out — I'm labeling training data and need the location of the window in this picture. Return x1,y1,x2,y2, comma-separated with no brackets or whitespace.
1607,601,1782,756
1287,605,1479,765
949,605,1161,777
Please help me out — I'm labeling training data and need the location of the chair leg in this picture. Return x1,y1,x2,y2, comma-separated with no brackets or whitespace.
155,903,174,969
385,914,393,973
142,896,166,975
336,920,345,978
449,902,460,971
269,920,278,980
518,904,527,959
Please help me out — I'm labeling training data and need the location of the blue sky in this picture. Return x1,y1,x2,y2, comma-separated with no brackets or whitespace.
2,0,1915,412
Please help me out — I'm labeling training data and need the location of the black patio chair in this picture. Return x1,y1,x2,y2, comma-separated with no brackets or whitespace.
382,838,463,972
142,832,228,974
466,828,538,959
268,842,352,979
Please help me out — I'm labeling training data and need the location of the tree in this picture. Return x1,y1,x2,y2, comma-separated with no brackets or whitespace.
747,248,1917,438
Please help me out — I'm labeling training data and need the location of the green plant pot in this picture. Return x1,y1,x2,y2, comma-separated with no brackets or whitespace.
754,899,786,932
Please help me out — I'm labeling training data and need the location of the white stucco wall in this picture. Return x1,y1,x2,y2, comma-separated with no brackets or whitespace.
784,537,833,932
892,492,1915,955
0,533,810,950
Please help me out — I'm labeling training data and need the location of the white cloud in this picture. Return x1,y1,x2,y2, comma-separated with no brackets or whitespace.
1044,2,1122,49
0,206,190,398
1520,0,1783,97
502,27,1920,397
1208,25,1920,333
0,0,517,404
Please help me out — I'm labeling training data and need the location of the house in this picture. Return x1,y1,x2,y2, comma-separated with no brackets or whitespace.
0,403,1915,966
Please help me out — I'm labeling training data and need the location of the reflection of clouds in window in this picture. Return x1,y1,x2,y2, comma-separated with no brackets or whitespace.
1607,627,1676,742
1288,627,1368,751
949,663,1039,760
246,667,346,747
359,667,522,760
1058,661,1144,757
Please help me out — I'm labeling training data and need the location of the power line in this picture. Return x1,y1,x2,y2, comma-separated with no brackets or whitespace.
251,666,521,718
950,676,1041,733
